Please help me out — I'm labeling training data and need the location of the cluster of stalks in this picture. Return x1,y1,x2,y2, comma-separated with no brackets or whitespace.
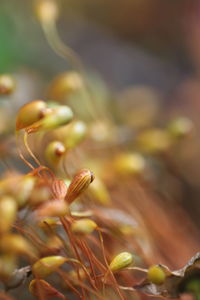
0,1,200,299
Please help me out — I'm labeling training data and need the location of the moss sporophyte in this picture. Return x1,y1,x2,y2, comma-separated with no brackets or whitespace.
0,0,197,299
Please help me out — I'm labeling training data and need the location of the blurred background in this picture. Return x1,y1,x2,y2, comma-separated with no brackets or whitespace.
0,0,198,89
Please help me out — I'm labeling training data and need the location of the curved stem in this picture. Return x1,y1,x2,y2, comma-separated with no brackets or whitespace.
23,131,41,167
97,229,125,300
41,20,105,121
16,130,34,170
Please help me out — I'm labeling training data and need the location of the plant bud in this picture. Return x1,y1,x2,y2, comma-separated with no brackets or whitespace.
67,269,85,285
167,117,193,139
0,254,17,281
65,169,94,204
88,177,111,205
0,234,37,258
36,199,69,217
109,252,133,272
30,184,51,206
71,218,97,235
26,105,73,133
38,217,60,230
0,74,15,95
16,175,36,208
46,236,63,251
16,100,47,130
147,265,166,285
29,279,65,299
0,196,17,234
45,141,65,165
32,256,67,278
62,121,87,150
35,0,59,23
48,71,83,100
137,129,171,153
119,224,134,236
113,153,145,175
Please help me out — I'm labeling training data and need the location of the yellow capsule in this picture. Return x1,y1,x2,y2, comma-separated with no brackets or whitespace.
0,74,15,95
109,252,133,272
0,254,17,281
29,279,37,295
16,175,36,208
71,218,97,235
38,217,60,230
147,265,166,285
0,234,37,257
0,196,17,234
65,169,94,204
32,256,67,278
63,121,87,150
119,224,134,236
26,105,73,133
88,177,111,206
46,236,63,250
45,141,66,165
89,120,115,143
67,269,85,285
37,199,69,217
16,100,47,130
30,184,51,206
167,117,193,139
48,71,83,100
138,129,171,153
113,153,145,175
35,0,59,23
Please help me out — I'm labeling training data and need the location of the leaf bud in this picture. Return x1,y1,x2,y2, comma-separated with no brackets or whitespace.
67,269,85,285
62,121,87,150
71,218,97,235
109,252,133,272
45,141,66,165
65,169,94,204
0,196,17,234
88,177,111,205
48,71,83,100
147,265,166,285
0,74,15,95
32,256,67,278
0,254,17,281
16,175,36,208
26,105,73,133
35,0,59,23
113,153,145,175
0,234,37,258
137,129,171,153
38,217,60,230
16,100,47,131
167,117,193,139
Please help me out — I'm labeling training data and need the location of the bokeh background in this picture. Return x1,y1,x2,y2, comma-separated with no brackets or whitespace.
0,0,198,89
